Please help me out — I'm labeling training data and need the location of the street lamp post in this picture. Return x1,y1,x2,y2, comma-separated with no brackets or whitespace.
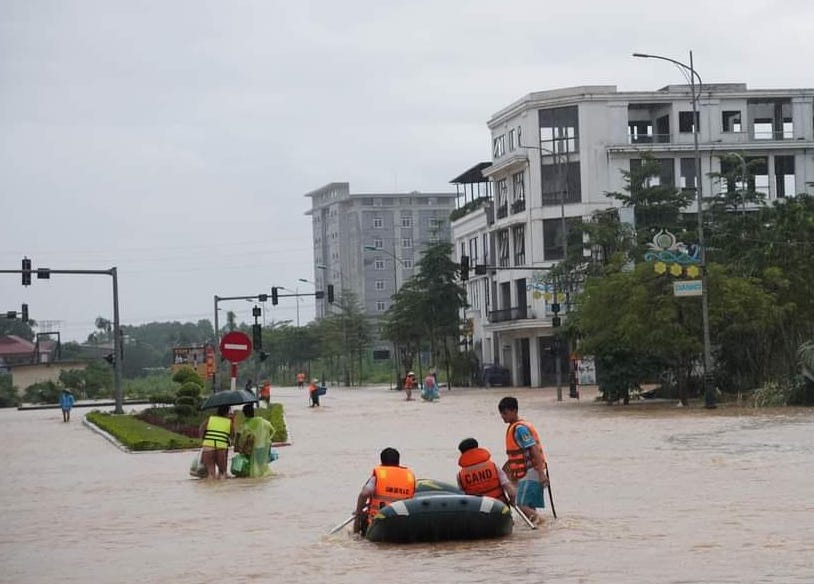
520,140,567,400
633,50,716,408
364,244,402,390
280,286,300,327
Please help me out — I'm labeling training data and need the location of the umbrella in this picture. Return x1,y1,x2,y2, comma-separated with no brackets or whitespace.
200,389,259,410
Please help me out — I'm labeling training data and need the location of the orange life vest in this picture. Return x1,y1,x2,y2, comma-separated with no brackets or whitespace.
367,465,416,521
457,447,505,501
505,419,545,480
404,376,414,389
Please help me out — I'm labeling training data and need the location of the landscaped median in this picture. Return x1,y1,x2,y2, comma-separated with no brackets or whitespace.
85,403,287,452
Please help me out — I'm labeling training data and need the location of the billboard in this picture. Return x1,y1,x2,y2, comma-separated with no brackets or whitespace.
172,346,209,379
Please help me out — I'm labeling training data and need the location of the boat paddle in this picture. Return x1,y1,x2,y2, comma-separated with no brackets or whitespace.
503,488,536,530
545,465,557,519
327,514,356,535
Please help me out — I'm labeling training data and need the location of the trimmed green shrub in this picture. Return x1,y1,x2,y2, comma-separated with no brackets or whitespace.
86,411,199,451
172,366,203,386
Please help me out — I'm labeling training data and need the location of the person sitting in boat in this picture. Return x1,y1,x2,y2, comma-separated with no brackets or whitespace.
353,447,416,535
456,437,515,505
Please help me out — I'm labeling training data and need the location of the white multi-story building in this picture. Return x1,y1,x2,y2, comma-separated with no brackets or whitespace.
305,182,456,321
452,83,814,388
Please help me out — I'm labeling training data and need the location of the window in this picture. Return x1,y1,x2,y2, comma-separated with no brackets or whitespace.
376,301,387,312
373,239,383,249
679,111,699,133
680,158,697,190
373,217,383,228
401,238,412,248
468,237,479,263
509,128,516,151
493,135,505,158
375,259,385,270
375,280,385,291
749,99,793,140
630,158,675,188
401,215,412,228
543,218,566,261
539,106,578,153
497,229,510,267
512,225,525,266
722,110,742,133
482,233,489,266
402,259,414,268
541,160,581,204
775,155,796,198
496,179,508,218
512,171,526,212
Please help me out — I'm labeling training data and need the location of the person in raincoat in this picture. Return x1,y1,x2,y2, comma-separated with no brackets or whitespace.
235,403,274,477
59,388,75,422
421,370,439,401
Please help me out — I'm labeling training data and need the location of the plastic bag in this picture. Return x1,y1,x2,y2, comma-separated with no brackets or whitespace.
230,453,250,477
269,447,279,462
189,450,207,478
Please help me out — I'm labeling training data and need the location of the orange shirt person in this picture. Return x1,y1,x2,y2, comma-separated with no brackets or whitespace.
403,371,416,401
296,371,305,389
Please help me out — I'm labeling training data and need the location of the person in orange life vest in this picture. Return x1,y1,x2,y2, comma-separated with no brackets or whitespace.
308,378,320,407
403,371,416,401
259,381,271,407
199,405,234,479
296,371,305,389
498,396,549,524
353,447,416,535
456,437,515,505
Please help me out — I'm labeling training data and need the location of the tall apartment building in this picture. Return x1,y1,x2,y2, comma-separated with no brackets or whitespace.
305,182,457,322
452,83,814,388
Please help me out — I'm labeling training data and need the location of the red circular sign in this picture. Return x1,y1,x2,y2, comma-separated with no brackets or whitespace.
219,331,252,363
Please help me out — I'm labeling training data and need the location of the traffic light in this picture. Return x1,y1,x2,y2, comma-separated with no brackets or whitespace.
258,293,268,302
460,255,469,281
271,287,278,305
21,304,28,323
552,316,562,327
252,323,262,350
327,284,335,303
22,258,32,286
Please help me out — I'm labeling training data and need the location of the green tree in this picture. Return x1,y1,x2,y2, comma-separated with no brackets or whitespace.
0,318,36,341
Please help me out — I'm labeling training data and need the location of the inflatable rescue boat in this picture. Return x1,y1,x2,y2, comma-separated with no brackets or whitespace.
364,479,513,543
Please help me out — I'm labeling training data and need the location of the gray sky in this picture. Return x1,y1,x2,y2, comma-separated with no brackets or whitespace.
3,0,813,342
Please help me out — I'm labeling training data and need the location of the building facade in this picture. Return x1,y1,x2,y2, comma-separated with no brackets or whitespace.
305,183,457,322
453,83,814,388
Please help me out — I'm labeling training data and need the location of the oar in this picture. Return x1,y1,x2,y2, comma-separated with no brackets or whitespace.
327,514,355,535
503,488,536,530
545,466,558,519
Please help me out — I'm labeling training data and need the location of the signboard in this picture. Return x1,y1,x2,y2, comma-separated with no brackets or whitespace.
172,346,208,378
673,280,703,297
219,331,252,363
576,356,596,385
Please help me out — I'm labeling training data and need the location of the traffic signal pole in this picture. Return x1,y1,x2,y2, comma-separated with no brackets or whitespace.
1,265,124,414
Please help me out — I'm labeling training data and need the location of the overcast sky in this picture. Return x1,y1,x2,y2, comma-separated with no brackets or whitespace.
2,0,813,342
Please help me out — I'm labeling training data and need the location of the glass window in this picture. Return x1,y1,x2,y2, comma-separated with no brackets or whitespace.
373,239,383,248
373,217,383,228
403,259,414,268
722,110,742,133
375,259,385,270
679,111,699,133
509,128,516,151
401,238,412,248
376,301,387,312
538,106,579,153
512,224,525,266
497,230,510,268
493,135,505,158
401,215,412,228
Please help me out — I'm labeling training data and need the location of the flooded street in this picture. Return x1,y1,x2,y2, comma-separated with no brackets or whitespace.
1,385,813,584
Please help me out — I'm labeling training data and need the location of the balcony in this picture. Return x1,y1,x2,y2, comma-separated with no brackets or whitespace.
628,133,670,144
496,204,508,219
510,199,526,214
489,305,528,323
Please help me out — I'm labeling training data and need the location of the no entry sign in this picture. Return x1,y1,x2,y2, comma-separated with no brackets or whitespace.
219,331,252,363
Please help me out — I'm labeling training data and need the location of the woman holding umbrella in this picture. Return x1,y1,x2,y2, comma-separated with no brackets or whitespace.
199,404,233,479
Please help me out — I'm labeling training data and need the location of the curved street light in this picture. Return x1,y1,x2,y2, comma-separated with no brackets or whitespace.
633,50,715,408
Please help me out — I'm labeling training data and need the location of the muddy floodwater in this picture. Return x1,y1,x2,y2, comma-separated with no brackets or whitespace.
1,385,812,584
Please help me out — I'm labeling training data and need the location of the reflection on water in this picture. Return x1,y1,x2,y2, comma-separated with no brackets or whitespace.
1,387,813,584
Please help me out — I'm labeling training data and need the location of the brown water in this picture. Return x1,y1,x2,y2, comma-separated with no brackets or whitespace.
1,386,812,584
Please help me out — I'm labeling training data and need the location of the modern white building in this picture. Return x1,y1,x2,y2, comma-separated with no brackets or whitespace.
305,182,457,322
452,83,814,388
